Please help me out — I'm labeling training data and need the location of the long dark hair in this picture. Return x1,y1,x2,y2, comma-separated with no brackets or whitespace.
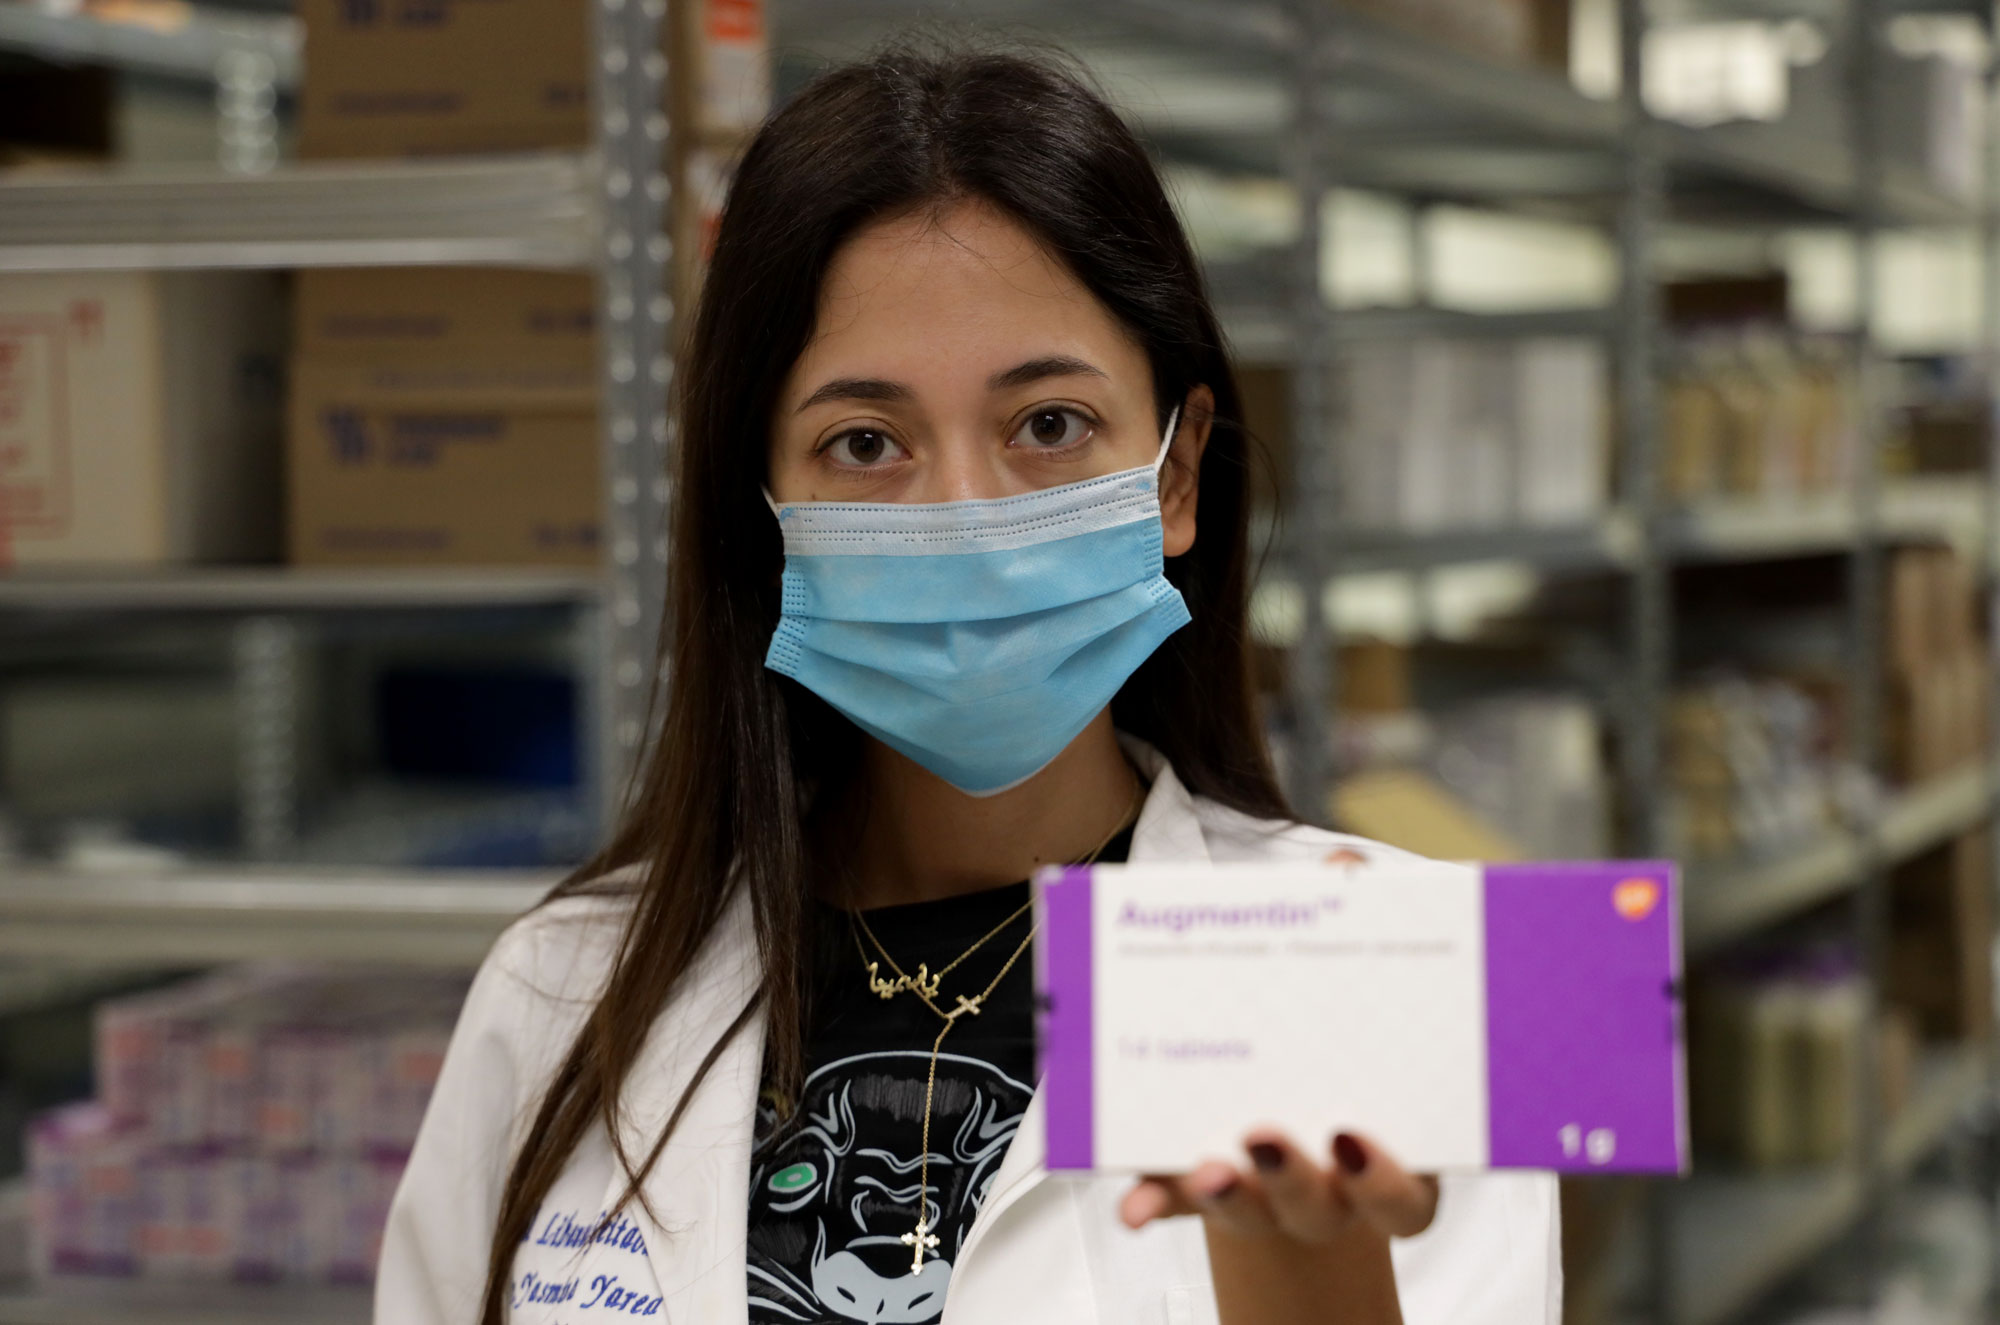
479,43,1287,1321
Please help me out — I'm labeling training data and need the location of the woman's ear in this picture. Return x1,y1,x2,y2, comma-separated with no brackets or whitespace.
1160,385,1213,558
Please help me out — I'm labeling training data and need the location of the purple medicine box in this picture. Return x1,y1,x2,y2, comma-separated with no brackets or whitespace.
1035,860,1685,1175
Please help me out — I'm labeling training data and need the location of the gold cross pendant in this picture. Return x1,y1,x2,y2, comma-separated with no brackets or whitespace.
900,1218,940,1274
947,994,983,1021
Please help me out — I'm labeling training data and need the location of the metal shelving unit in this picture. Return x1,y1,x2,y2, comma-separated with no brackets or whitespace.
0,0,670,872
1667,1044,1993,1325
0,865,552,967
0,153,598,271
0,3,299,88
1684,762,1997,956
0,1279,367,1325
0,1,1995,1321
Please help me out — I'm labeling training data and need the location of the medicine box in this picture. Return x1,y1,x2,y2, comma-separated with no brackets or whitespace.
1036,859,1685,1174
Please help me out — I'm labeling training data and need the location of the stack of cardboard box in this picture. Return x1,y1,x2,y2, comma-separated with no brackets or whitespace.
0,271,284,567
1884,546,1990,785
287,268,600,567
294,0,769,363
1886,830,1996,1045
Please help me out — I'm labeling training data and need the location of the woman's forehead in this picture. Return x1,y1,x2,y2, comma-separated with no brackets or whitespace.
789,201,1146,400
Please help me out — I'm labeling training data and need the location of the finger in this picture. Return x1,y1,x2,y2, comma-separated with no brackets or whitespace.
1183,1158,1277,1239
1244,1131,1349,1241
1119,1176,1197,1229
1331,1132,1440,1239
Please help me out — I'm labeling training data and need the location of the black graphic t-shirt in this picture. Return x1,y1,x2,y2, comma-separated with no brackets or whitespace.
746,829,1131,1324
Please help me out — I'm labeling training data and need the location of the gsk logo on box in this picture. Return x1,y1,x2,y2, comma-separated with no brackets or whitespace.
1612,878,1659,922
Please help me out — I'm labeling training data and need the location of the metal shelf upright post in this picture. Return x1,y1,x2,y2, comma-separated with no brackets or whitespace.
1283,0,1338,821
1846,0,1895,1269
1616,0,1677,1315
591,0,677,826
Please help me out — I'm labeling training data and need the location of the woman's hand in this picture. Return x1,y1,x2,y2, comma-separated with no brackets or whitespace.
1118,1131,1439,1325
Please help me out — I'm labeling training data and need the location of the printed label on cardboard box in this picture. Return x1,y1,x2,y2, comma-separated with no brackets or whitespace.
0,316,72,539
1036,859,1686,1174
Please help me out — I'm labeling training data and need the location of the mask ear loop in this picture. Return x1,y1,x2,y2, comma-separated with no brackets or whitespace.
1152,404,1183,478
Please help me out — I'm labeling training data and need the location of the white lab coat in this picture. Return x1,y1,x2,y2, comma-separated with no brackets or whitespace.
375,742,1562,1324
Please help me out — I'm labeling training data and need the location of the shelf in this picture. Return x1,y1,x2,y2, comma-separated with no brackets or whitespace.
1667,494,1858,561
1667,1045,1992,1325
778,1,1969,222
0,567,604,614
1878,762,1994,863
0,2,300,87
1880,476,1989,555
0,1280,367,1325
0,865,554,966
1682,764,1995,957
1683,831,1863,958
0,154,597,272
1216,293,1615,361
1329,514,1640,574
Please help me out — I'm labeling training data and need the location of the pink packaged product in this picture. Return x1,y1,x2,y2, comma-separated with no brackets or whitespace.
26,1103,141,1279
36,966,469,1288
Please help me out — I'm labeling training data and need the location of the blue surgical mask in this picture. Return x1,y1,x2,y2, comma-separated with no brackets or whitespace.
764,408,1190,795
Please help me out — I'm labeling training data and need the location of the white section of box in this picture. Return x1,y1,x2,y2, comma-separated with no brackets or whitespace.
1088,861,1490,1172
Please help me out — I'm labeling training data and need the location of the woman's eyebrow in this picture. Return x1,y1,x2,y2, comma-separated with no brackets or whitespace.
987,355,1108,390
794,377,914,413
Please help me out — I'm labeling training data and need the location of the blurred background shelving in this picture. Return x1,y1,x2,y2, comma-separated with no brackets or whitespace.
1,0,1999,1322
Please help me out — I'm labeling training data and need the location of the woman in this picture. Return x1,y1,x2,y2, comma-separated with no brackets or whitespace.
376,45,1559,1325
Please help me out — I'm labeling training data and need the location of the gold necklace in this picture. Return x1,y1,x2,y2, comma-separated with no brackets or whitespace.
845,779,1143,1275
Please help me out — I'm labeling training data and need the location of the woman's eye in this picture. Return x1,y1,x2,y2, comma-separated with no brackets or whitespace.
1012,408,1093,450
823,429,908,468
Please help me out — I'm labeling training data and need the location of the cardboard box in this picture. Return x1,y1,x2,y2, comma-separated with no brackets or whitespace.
1887,831,1995,1042
294,268,596,364
287,357,598,567
1338,639,1411,715
0,271,283,566
296,0,590,158
674,0,771,139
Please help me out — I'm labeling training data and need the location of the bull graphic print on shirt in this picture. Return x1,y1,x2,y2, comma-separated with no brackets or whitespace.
746,1049,1034,1324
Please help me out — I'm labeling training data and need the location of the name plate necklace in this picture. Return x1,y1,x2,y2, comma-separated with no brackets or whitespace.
844,780,1142,1275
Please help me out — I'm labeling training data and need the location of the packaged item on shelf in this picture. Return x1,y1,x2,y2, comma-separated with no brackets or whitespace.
1661,331,1858,503
1431,693,1609,862
1886,830,1995,1043
295,0,590,157
1882,546,1988,784
0,271,284,566
25,1103,141,1279
1341,0,1570,73
673,0,772,138
1665,674,1839,864
1330,766,1528,862
1689,948,1869,1170
1878,48,1987,203
1243,337,1608,531
286,355,599,567
40,966,470,1287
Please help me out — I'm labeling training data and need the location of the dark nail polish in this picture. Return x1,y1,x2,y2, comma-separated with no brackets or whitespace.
1247,1142,1284,1173
1333,1133,1368,1175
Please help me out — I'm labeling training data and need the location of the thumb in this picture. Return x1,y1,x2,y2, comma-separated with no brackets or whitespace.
1332,1132,1439,1239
